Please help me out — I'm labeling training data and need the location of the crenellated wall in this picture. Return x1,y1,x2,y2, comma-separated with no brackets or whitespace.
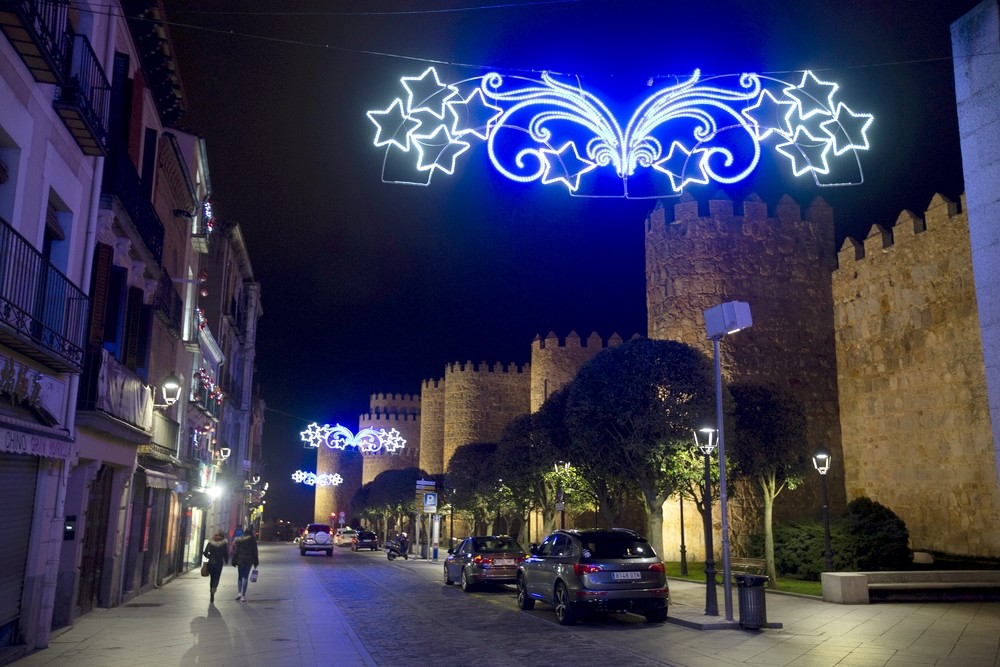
646,190,844,524
314,447,363,525
442,361,531,470
833,193,1000,557
419,378,446,475
530,331,626,412
359,411,421,484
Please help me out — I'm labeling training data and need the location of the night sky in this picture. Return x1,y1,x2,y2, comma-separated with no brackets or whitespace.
163,0,981,523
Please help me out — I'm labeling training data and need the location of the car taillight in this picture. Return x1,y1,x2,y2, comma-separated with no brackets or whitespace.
648,563,665,572
574,563,603,576
473,555,492,565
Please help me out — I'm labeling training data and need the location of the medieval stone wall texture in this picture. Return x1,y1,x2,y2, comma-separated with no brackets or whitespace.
645,192,845,518
314,447,362,524
530,331,624,412
419,378,445,474
442,361,531,469
359,412,421,484
833,193,1000,556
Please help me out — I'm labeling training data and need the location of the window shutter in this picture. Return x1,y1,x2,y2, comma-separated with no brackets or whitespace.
88,243,113,346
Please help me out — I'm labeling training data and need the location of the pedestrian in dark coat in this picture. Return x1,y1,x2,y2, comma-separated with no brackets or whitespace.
231,529,259,601
202,531,229,603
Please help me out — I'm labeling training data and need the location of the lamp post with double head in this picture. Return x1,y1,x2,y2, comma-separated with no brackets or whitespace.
693,427,718,616
703,300,752,622
812,449,834,572
554,461,569,529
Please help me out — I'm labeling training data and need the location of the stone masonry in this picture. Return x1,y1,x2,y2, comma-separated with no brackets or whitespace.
833,194,1000,556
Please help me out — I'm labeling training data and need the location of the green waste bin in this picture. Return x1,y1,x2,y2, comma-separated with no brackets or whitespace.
734,573,768,629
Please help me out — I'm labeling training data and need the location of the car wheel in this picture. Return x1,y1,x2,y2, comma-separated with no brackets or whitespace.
554,582,578,626
326,549,333,557
644,606,668,623
300,550,306,556
516,574,535,610
351,544,357,551
461,568,475,592
444,565,453,585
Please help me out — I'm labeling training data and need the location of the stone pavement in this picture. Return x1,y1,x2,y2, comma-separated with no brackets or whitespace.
6,543,1000,666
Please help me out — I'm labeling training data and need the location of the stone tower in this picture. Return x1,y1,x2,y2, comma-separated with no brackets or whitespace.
359,392,421,484
645,191,844,517
530,331,624,412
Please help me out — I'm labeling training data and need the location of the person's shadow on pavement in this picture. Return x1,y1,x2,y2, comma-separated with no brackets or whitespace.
183,604,232,664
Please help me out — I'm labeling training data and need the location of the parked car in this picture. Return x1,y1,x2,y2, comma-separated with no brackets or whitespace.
516,528,668,625
444,535,526,591
351,530,379,551
300,523,333,556
334,527,358,546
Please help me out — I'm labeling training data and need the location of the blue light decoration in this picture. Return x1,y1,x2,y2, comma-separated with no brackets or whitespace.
367,67,873,198
292,470,344,487
299,422,406,454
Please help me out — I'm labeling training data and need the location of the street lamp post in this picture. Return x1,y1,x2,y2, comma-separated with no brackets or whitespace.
554,461,569,529
693,428,718,616
703,300,752,622
679,494,688,576
812,449,834,572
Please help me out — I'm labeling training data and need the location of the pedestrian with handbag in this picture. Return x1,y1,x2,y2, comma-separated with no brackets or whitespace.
202,530,229,603
231,527,259,602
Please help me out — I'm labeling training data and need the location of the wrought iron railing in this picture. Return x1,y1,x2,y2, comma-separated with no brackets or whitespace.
53,32,110,155
101,152,164,264
77,347,154,430
0,215,88,372
0,0,70,84
153,271,183,338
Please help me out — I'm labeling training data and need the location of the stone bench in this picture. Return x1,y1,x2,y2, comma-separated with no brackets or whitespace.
822,570,1000,604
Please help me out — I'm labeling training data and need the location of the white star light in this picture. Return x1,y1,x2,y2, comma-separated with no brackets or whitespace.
411,125,471,175
300,422,331,448
446,88,503,140
742,89,797,140
401,67,455,119
653,141,710,192
540,142,596,192
291,470,308,483
783,70,839,120
820,102,874,155
775,126,833,176
377,428,407,454
367,98,421,151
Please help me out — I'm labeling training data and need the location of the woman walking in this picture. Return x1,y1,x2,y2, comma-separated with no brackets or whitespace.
231,527,259,602
202,531,229,603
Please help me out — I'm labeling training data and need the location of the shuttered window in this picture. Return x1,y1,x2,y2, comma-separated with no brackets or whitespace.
0,453,39,629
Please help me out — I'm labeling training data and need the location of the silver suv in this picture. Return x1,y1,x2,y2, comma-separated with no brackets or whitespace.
516,528,669,625
300,523,333,556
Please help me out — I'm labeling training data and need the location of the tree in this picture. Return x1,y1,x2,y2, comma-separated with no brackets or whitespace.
730,382,809,586
367,467,425,541
565,338,716,551
445,442,500,533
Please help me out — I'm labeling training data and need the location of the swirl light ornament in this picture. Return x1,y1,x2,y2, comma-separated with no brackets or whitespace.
292,470,344,487
367,67,873,198
299,423,407,454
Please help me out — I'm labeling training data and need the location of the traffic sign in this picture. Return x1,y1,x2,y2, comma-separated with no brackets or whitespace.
423,492,437,513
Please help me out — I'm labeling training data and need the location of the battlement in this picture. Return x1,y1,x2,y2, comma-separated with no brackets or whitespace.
532,330,625,350
445,360,529,375
645,191,834,235
369,392,420,404
360,411,420,423
422,377,444,391
835,193,966,267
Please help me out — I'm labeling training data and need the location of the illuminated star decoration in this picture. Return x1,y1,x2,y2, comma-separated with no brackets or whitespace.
367,67,874,196
299,423,407,454
292,471,344,487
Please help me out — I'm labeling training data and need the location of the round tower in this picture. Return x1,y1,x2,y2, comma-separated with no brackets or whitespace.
360,392,421,484
419,378,446,474
530,330,624,412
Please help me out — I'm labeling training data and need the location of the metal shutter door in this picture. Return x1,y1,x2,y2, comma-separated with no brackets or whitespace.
0,453,39,626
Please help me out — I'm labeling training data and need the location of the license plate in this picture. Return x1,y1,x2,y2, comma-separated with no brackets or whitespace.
613,571,642,580
494,559,515,566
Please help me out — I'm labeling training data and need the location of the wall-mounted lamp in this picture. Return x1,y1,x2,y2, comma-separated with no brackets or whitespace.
217,447,231,461
158,372,183,407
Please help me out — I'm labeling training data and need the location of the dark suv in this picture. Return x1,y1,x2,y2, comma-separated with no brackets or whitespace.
351,530,379,551
516,528,669,625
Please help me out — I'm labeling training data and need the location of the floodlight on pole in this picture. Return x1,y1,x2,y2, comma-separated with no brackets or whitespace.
703,300,752,623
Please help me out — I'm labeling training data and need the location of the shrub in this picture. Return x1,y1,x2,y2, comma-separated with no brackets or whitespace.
839,497,910,571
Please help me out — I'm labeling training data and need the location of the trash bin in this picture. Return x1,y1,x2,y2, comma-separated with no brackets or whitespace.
734,573,768,629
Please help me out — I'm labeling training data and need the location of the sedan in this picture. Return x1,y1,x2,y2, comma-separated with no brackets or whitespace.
516,528,669,625
444,535,526,592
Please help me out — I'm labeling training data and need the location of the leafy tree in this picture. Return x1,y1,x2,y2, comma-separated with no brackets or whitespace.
565,338,716,551
730,382,809,586
841,497,910,570
367,467,425,541
445,442,500,533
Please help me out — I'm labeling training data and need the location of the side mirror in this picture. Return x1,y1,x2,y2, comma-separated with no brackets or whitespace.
529,544,539,556
447,548,455,555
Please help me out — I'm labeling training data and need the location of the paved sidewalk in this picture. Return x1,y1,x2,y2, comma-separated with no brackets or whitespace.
10,544,374,667
8,544,1000,666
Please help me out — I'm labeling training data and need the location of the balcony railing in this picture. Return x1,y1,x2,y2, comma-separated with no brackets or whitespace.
53,33,110,156
192,383,222,421
0,0,69,84
77,347,154,431
101,151,164,264
0,215,88,373
153,271,183,338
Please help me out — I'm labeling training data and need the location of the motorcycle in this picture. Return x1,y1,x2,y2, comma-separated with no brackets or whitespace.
386,535,409,561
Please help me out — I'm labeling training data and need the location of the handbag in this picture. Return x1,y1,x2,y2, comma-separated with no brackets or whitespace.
250,569,258,583
200,561,210,577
